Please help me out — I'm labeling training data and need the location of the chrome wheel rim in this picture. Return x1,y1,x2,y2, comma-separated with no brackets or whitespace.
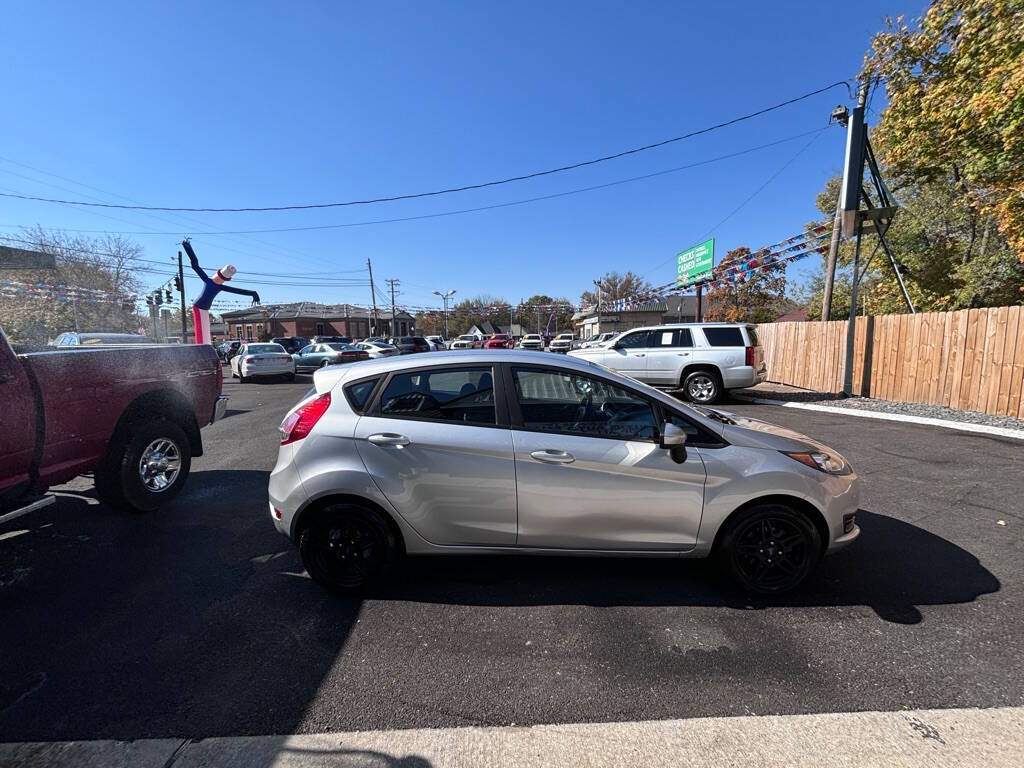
138,439,182,492
687,374,715,402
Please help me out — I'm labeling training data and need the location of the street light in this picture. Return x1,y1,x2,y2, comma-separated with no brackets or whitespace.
432,289,456,339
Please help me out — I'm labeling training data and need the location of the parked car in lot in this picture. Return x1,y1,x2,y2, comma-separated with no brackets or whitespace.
1,325,226,521
354,341,399,359
230,342,295,382
217,340,242,361
549,332,575,353
269,350,860,596
293,343,370,372
271,336,310,354
387,336,431,354
569,323,766,404
519,333,544,350
312,335,353,345
450,334,483,350
424,335,447,351
484,333,514,349
581,332,616,348
51,331,156,345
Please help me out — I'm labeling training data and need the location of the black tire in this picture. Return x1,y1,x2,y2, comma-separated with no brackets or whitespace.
299,503,400,594
717,503,821,595
319,359,330,369
285,372,295,381
682,369,721,404
94,419,192,513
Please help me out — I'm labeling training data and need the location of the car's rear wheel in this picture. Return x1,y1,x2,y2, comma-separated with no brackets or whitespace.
319,359,330,368
95,419,192,513
299,504,400,594
717,503,821,594
682,370,721,404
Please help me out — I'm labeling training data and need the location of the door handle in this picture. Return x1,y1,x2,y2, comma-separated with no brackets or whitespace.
367,433,410,446
634,353,645,357
530,449,575,465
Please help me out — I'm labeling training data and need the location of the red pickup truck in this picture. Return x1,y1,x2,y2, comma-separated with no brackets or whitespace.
0,327,226,523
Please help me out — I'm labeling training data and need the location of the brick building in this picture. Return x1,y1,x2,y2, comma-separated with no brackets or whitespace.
220,303,415,342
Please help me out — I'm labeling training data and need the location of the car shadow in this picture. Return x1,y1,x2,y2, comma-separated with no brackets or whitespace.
379,510,999,625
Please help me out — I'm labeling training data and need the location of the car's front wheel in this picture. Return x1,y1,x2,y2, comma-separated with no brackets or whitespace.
682,369,721,404
717,503,821,594
299,504,400,593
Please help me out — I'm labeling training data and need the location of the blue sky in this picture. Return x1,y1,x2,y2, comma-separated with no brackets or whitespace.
1,0,923,313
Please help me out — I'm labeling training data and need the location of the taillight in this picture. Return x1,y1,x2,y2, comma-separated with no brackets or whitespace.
244,356,255,363
279,392,331,445
278,355,291,361
745,346,755,366
359,351,369,359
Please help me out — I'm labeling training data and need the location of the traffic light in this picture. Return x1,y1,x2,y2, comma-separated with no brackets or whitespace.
165,289,173,304
173,275,182,292
153,290,163,306
145,295,154,307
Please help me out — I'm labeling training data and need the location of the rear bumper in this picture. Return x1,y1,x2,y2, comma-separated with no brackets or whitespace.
212,395,229,423
242,364,294,376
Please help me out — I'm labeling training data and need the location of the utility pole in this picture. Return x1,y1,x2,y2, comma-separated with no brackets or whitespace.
695,283,703,323
366,258,379,336
841,80,871,395
824,81,869,321
386,278,400,336
177,250,187,341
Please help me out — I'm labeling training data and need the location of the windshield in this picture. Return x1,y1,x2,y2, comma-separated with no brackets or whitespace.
458,336,476,341
327,343,357,351
247,344,285,354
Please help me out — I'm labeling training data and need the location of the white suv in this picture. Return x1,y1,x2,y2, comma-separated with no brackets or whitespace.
549,333,575,353
568,323,766,403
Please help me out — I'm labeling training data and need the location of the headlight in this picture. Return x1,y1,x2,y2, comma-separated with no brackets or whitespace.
783,450,851,475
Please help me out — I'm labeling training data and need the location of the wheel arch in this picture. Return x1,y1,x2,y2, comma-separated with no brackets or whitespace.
710,494,829,556
291,493,407,554
109,388,203,457
679,363,723,389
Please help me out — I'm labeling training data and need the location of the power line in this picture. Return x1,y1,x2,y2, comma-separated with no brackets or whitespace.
0,82,851,213
0,129,826,238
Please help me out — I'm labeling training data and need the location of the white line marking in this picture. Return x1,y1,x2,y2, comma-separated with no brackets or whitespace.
736,397,1024,441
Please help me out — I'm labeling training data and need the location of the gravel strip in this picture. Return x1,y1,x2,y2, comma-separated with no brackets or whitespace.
732,385,1024,431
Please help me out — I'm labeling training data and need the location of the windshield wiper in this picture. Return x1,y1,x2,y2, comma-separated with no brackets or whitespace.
694,406,736,425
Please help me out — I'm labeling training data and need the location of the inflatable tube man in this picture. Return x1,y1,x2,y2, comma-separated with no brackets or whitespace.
182,239,261,344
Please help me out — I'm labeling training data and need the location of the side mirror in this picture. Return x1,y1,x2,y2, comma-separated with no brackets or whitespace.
660,422,687,448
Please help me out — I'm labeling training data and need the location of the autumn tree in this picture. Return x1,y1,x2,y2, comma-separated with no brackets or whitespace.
0,227,143,343
865,0,1024,257
703,246,787,323
579,271,652,307
520,293,575,335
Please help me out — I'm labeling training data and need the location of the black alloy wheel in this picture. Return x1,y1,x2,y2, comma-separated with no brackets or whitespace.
299,504,399,593
719,504,820,594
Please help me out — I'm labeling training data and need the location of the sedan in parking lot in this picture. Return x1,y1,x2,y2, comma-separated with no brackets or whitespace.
387,336,431,354
293,343,370,372
269,351,861,597
355,341,399,359
230,342,295,382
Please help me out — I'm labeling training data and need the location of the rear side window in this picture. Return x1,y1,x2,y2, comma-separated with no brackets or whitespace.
345,377,381,413
702,327,744,347
649,329,693,348
378,367,495,425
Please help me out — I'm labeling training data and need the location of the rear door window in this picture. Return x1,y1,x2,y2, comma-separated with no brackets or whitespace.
648,329,693,348
702,327,744,347
345,377,381,413
377,367,496,425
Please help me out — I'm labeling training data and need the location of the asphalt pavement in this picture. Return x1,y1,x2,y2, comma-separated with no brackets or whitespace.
1,368,1022,744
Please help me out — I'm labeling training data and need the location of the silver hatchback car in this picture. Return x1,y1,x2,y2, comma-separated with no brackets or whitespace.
269,351,860,595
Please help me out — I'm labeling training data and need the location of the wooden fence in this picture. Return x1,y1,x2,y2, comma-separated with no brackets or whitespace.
755,306,1024,418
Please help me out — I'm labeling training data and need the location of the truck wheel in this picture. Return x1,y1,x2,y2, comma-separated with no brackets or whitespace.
682,370,721,404
95,420,192,513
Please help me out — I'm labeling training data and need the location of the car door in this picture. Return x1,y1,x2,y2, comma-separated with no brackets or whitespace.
353,364,517,546
506,365,706,550
645,328,694,386
591,329,651,379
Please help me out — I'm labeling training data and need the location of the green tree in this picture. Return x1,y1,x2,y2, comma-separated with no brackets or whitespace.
519,293,575,335
704,246,788,323
865,0,1024,257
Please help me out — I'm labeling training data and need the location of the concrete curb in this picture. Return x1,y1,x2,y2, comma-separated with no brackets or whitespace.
2,706,1022,767
734,396,1024,441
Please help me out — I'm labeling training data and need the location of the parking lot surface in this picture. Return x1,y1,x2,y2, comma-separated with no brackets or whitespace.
1,372,1022,742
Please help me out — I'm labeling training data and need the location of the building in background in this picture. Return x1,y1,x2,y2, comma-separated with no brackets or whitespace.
572,296,698,339
221,303,414,342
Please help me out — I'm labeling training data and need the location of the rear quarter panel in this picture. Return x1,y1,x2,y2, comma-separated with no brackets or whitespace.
20,344,221,488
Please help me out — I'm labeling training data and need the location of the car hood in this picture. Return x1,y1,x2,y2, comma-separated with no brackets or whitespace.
701,407,831,453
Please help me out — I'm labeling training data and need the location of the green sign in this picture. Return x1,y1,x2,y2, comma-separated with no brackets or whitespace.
676,238,714,285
